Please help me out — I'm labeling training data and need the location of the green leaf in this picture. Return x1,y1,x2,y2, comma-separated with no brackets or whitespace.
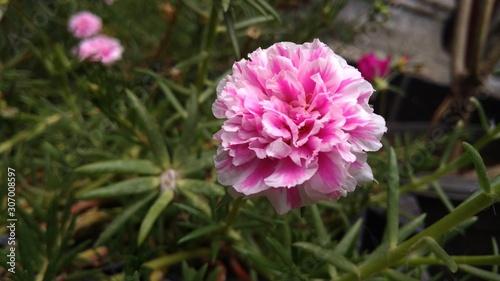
383,147,399,249
0,114,62,154
180,85,199,147
459,265,500,281
177,179,225,197
244,0,281,23
266,237,293,267
178,149,217,176
137,189,175,246
493,237,499,273
125,89,170,168
422,237,457,272
210,238,220,263
432,182,455,212
334,218,363,256
172,52,209,70
223,8,240,59
95,192,156,247
182,261,197,281
77,176,160,199
463,142,491,193
178,187,212,217
221,0,230,12
205,266,223,281
439,121,464,167
175,203,211,222
310,204,329,245
385,268,420,281
293,242,358,274
398,214,426,242
193,264,208,281
470,97,491,132
234,246,283,271
75,160,161,175
135,68,190,95
177,223,224,244
157,79,189,118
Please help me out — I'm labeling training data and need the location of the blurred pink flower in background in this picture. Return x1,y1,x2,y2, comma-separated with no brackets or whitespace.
68,11,102,39
357,52,392,82
74,35,123,65
212,39,386,214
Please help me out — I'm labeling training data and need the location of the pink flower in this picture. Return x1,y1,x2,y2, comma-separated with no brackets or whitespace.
74,35,123,65
357,53,391,82
212,39,386,214
68,11,102,39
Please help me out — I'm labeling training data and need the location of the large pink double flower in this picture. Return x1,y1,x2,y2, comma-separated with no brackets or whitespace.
213,39,386,214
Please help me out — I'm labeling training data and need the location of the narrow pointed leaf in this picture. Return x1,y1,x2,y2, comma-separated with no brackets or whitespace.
177,179,225,197
143,249,210,270
210,238,220,263
180,85,198,147
254,0,281,23
463,142,491,193
135,68,190,95
266,237,293,266
157,79,188,118
470,97,491,132
193,264,208,281
182,261,196,280
310,204,329,245
0,114,61,154
423,237,457,272
77,176,160,199
138,189,175,246
221,0,230,11
294,242,358,274
493,237,499,273
234,247,283,271
126,89,170,168
398,214,426,242
178,187,211,217
385,268,420,281
432,182,455,212
206,267,223,281
224,8,240,59
334,218,363,256
440,121,463,167
383,147,399,249
75,160,161,175
175,203,211,224
95,192,156,247
177,223,224,244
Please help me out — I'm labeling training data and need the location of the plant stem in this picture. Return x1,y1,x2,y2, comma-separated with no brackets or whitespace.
337,184,500,281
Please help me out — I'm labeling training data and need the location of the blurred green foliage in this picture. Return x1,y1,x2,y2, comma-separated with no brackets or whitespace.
1,0,499,280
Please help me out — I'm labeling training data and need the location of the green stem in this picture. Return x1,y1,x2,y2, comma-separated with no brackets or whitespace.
337,184,500,281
